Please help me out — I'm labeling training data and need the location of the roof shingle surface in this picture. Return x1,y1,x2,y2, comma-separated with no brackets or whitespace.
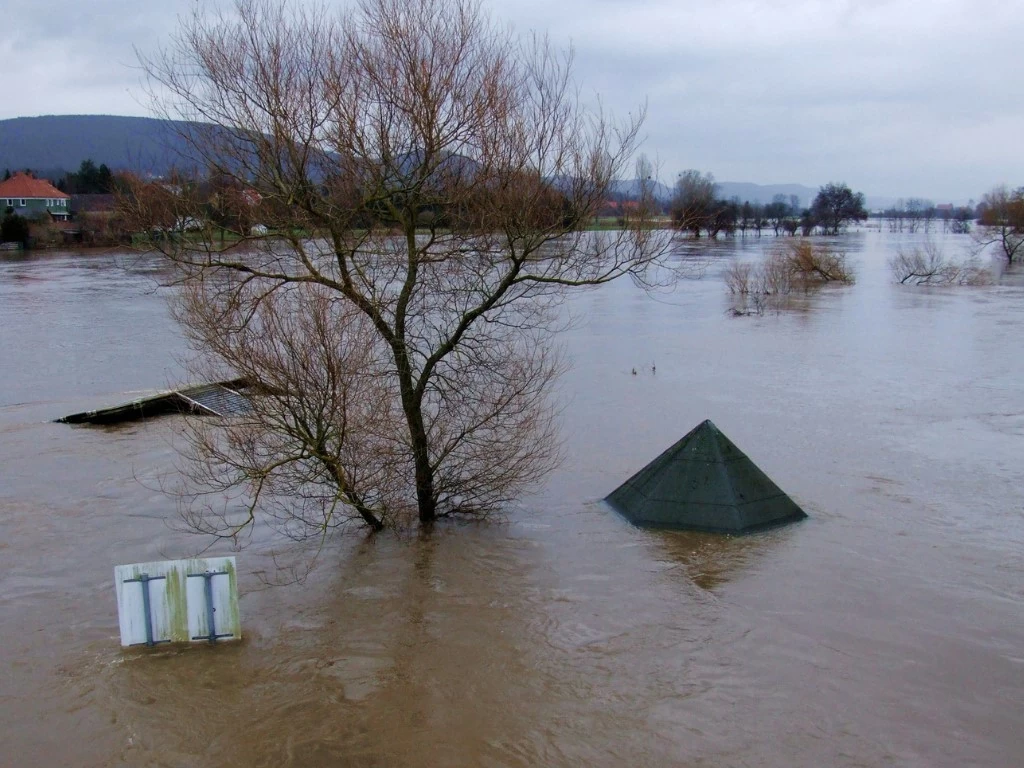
0,173,69,200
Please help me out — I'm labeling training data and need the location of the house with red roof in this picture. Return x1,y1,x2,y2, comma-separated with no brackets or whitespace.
0,172,71,221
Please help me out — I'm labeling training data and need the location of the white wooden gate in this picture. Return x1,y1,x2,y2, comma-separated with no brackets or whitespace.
114,557,241,647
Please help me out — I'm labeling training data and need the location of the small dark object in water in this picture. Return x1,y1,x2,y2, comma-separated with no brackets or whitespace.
631,368,637,375
57,378,253,425
606,419,807,534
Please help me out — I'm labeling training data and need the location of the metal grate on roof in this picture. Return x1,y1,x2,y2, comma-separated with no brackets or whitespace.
177,384,253,417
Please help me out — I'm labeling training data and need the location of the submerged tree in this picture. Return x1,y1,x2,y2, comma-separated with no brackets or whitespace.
974,185,1024,264
888,239,990,286
670,170,718,237
724,239,854,315
810,182,868,235
764,194,797,236
123,0,670,540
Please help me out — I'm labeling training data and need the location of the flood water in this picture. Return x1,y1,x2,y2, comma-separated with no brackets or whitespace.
1,231,1022,767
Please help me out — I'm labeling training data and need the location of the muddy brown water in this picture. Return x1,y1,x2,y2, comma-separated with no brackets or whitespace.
1,233,1022,767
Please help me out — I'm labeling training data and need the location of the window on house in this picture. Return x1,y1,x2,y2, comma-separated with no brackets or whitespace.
19,199,25,206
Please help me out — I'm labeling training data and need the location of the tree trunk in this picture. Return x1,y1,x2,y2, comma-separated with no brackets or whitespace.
403,389,437,524
393,342,437,524
412,427,437,524
355,503,385,531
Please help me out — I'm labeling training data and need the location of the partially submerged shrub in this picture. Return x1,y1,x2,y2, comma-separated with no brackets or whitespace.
783,240,855,286
889,240,991,286
761,250,796,294
724,261,755,295
725,239,853,314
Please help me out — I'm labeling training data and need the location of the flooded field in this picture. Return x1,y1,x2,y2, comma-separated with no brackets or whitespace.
1,231,1022,767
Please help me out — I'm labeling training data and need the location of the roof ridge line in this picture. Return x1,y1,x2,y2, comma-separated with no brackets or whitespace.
709,424,741,511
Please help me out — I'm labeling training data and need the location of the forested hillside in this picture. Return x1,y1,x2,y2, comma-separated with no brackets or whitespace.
0,115,195,178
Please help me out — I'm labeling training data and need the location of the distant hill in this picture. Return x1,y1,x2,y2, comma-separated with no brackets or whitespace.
608,178,675,201
0,115,197,179
715,181,817,209
0,115,833,208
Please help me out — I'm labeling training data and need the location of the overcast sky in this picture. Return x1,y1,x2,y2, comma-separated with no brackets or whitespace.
3,0,1022,201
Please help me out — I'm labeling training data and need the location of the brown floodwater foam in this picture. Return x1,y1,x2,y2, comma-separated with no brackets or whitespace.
1,235,1022,766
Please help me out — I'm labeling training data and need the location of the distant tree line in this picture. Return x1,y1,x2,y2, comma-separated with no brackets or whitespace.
1,160,118,194
7,153,1021,267
2,168,38,182
880,198,974,234
669,172,868,238
878,185,1023,265
57,160,116,194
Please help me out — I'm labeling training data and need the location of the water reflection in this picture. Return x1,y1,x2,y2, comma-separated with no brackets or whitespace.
650,528,786,592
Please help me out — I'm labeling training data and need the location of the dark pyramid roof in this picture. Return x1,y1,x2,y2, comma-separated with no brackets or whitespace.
606,419,807,533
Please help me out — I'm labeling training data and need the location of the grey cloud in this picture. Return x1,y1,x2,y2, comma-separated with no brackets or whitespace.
3,0,1022,199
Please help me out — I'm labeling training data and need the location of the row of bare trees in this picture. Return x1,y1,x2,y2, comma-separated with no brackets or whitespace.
881,199,974,234
670,174,867,238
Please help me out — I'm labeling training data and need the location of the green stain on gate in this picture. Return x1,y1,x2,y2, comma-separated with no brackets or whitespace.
224,559,241,640
116,557,242,647
164,564,190,642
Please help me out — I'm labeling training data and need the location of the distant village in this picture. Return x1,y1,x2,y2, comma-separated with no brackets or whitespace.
0,161,131,249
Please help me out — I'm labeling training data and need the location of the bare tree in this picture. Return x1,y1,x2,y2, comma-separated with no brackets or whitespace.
974,185,1024,264
750,202,764,237
946,204,973,235
671,169,717,237
810,182,868,235
123,0,672,539
887,200,906,233
889,239,990,286
783,240,854,285
764,194,792,236
723,260,756,297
